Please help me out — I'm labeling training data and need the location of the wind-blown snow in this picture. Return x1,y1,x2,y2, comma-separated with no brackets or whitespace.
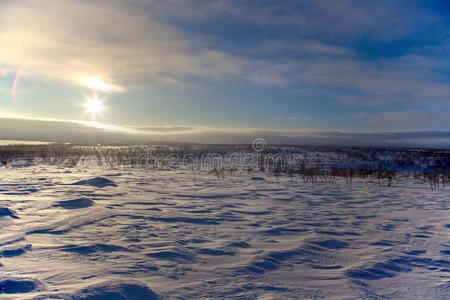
55,197,95,210
0,164,449,299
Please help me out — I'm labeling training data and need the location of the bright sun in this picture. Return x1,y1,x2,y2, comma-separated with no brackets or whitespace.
84,95,104,116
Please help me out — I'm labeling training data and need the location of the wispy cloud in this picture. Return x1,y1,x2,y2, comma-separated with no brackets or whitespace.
274,116,311,123
254,40,355,57
356,111,450,129
247,53,450,107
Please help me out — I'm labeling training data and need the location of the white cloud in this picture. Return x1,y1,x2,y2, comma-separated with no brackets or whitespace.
0,0,242,91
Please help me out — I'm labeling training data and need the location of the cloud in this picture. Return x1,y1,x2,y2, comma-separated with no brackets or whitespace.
78,76,125,93
146,0,437,41
0,0,242,90
274,116,311,123
247,53,450,106
357,111,450,129
129,125,199,133
245,39,355,59
1,117,449,147
141,1,448,107
1,0,449,127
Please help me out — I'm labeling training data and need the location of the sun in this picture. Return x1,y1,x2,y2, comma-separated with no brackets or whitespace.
84,95,104,117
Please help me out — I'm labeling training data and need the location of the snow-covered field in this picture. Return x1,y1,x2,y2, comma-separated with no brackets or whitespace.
1,164,450,299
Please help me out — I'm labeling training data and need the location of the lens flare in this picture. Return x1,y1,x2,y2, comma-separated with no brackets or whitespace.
11,68,23,102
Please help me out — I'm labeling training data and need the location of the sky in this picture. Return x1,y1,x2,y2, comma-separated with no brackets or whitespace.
1,0,450,146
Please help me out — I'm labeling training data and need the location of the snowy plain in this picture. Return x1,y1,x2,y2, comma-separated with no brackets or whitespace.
1,162,450,299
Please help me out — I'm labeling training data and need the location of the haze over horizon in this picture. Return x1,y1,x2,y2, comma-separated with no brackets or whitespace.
1,0,450,146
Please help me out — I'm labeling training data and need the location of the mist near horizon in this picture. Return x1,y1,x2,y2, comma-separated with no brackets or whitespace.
1,117,450,148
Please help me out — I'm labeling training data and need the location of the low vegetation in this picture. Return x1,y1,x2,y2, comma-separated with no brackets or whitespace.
1,143,449,189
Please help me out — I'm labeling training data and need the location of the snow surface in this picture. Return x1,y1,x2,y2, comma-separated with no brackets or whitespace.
1,164,450,299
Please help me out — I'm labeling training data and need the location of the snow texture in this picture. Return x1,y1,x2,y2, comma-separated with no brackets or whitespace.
0,163,449,299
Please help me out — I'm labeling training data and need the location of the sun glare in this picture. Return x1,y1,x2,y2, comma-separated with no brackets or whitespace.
84,95,104,117
79,76,122,93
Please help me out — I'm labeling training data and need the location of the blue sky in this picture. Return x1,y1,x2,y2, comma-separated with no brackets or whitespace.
1,0,450,145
